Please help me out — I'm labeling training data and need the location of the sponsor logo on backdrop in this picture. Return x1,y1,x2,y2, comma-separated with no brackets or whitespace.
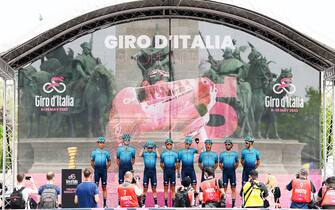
265,78,304,113
35,76,75,112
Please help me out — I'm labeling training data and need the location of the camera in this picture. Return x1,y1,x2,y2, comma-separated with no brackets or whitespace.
25,176,31,180
132,176,141,184
130,170,140,183
195,138,200,144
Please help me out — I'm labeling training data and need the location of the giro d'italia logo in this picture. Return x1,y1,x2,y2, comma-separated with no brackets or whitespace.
35,75,74,112
265,77,304,112
43,76,66,94
273,78,296,95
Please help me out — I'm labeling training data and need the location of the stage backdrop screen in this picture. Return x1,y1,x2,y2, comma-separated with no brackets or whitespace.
17,19,321,207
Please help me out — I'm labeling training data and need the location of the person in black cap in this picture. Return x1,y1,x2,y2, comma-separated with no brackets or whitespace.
199,167,225,208
241,170,268,208
174,176,196,207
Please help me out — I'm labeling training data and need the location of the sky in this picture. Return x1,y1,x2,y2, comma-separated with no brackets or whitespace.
0,0,335,53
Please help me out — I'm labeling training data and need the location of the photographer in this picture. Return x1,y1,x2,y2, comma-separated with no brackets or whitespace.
10,174,38,209
199,167,225,208
174,176,197,207
317,176,335,209
117,171,143,208
286,168,316,209
241,170,268,208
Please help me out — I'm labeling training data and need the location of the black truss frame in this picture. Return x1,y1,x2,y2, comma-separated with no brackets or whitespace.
0,0,335,71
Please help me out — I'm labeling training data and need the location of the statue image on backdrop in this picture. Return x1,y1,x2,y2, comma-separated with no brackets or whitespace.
202,35,250,138
19,29,295,140
245,42,275,139
131,24,174,102
19,34,115,138
202,38,294,139
19,66,50,137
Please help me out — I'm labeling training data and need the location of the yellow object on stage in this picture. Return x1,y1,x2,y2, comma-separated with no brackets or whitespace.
67,147,78,169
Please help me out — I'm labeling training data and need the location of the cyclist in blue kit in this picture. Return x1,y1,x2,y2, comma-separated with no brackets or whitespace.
219,138,239,207
116,133,136,184
198,139,218,182
160,138,179,207
90,136,111,208
241,136,260,185
139,140,160,207
178,136,201,189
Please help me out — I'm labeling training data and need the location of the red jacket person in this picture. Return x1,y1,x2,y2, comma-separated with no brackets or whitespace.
318,176,335,209
199,167,225,208
286,168,316,209
117,171,143,208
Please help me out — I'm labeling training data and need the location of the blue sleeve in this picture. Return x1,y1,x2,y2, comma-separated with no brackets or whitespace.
178,150,182,160
214,153,218,163
235,152,239,163
175,151,179,161
160,152,164,163
241,150,245,160
91,151,95,161
192,148,197,154
132,148,136,158
116,147,120,159
198,153,203,163
94,184,99,195
256,150,260,160
219,153,223,163
56,186,61,195
106,151,111,161
38,186,43,195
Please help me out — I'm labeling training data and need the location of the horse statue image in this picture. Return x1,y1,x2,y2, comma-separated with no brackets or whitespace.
83,64,115,137
19,66,37,137
246,42,274,138
19,67,51,137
